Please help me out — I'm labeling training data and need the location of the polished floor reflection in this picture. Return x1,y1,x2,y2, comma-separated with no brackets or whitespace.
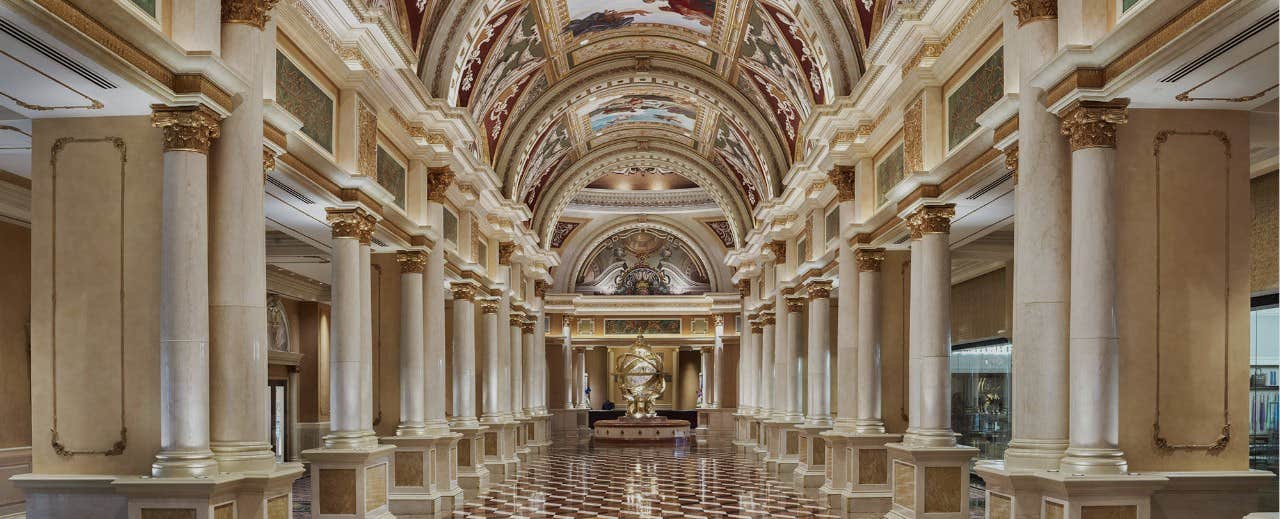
453,442,837,518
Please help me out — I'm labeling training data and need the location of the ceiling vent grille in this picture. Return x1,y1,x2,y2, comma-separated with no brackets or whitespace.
1159,10,1278,83
966,171,1013,200
371,237,388,247
0,17,116,89
266,174,315,205
893,235,910,245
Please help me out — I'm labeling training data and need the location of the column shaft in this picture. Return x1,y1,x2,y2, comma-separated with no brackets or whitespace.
450,285,479,427
855,250,886,433
785,296,806,422
698,347,711,407
906,236,923,438
324,209,375,448
759,312,776,418
576,348,589,409
563,319,574,409
424,247,449,431
480,299,502,422
522,322,536,415
396,252,427,436
510,314,525,419
360,242,374,437
909,205,957,447
805,282,833,426
712,317,724,408
831,178,859,430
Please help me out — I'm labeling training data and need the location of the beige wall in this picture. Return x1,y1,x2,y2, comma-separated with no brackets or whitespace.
372,255,400,437
676,350,699,409
29,116,164,475
1252,171,1278,294
951,268,1011,344
297,302,329,424
1116,109,1251,472
0,222,30,450
880,250,910,434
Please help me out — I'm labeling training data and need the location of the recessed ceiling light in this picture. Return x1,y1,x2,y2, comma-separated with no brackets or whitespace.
697,40,707,46
580,39,590,46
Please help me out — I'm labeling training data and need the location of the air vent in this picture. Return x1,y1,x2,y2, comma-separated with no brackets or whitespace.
0,17,116,89
266,174,315,205
371,237,388,247
893,235,910,245
1160,10,1278,83
966,171,1013,200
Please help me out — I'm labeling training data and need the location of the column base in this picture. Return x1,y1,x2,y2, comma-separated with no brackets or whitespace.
449,424,491,498
1002,438,1069,471
301,444,396,518
792,424,832,496
749,416,769,463
550,408,592,444
764,420,803,482
733,411,759,454
381,433,465,517
818,430,901,516
515,417,534,462
885,442,978,519
479,421,520,483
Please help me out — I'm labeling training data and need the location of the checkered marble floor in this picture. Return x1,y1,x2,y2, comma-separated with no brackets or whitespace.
452,442,840,519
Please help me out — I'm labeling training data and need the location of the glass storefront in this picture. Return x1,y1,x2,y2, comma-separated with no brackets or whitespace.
950,341,1012,460
1250,298,1278,474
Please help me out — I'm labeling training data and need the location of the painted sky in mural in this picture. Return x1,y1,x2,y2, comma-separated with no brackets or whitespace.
564,0,716,37
582,94,697,133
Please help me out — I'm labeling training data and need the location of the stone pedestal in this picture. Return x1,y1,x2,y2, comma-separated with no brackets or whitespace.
792,424,831,495
381,434,464,517
732,411,759,454
450,425,491,498
301,445,397,519
111,464,302,519
515,417,534,461
750,416,769,463
765,421,803,482
480,422,520,482
824,432,903,517
551,408,591,443
885,442,978,519
526,413,553,455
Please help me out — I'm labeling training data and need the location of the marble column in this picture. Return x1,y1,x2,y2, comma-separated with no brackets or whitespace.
1005,0,1073,471
783,295,807,422
396,251,428,436
1060,99,1130,475
151,105,221,477
359,233,375,440
480,298,502,423
510,312,526,420
698,346,712,408
905,225,923,441
829,166,859,431
855,249,887,434
804,281,833,427
323,208,377,448
450,284,479,428
746,319,762,413
575,347,589,409
209,0,276,472
758,306,776,419
424,244,450,433
908,205,956,447
712,315,724,408
522,318,537,416
563,317,575,409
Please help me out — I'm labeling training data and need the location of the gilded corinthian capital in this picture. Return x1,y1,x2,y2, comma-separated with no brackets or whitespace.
1012,0,1057,26
907,204,956,236
222,0,281,29
427,167,455,202
396,250,427,273
151,105,221,154
827,166,857,202
855,248,886,272
1060,100,1129,151
326,207,375,241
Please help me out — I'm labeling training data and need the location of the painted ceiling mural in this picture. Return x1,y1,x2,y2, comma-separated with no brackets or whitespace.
432,0,859,244
575,228,712,296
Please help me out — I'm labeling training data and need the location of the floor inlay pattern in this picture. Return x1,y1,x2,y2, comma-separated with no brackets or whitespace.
452,443,839,518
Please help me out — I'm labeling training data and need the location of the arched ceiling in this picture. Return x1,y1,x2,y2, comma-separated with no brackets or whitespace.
412,0,876,248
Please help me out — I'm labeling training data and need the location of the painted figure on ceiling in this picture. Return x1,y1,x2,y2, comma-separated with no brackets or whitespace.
564,9,649,36
643,0,715,27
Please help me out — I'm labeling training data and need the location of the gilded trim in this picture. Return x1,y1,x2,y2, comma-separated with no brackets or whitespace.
0,48,102,111
1176,44,1280,103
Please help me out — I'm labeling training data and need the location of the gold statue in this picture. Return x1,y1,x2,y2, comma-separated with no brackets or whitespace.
614,335,666,419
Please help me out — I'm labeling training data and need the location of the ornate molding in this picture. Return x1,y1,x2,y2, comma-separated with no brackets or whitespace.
903,96,924,172
498,242,516,265
805,279,833,300
396,250,427,273
736,279,751,298
1012,0,1057,27
827,166,857,202
766,240,787,264
357,96,377,179
151,104,221,154
1060,99,1129,151
480,298,499,314
222,0,281,29
856,248,886,272
326,207,375,242
760,311,776,326
1004,143,1019,185
907,204,956,236
451,283,476,301
427,167,454,202
262,147,276,175
713,315,724,327
785,295,808,312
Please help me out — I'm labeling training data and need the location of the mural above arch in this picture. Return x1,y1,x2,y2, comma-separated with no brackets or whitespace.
575,227,713,295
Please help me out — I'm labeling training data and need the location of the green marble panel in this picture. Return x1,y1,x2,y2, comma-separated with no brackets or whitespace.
276,51,334,152
130,0,156,17
1123,0,1141,12
947,49,1004,149
876,144,904,206
376,146,406,208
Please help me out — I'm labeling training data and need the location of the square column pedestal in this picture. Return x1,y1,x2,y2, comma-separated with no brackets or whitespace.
515,417,534,462
818,432,902,517
885,442,979,519
792,424,832,495
526,414,553,455
111,464,303,519
450,425,492,498
381,434,465,517
733,411,759,454
301,445,397,518
763,420,803,482
750,416,769,463
480,422,520,482
550,409,591,443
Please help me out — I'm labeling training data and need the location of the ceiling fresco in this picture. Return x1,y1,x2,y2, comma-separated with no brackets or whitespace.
416,0,874,245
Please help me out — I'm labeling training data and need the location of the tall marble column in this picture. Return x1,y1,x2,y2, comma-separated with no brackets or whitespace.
151,105,221,477
854,249,887,433
829,166,859,431
575,347,589,409
359,229,375,441
905,224,923,441
698,345,712,408
424,244,450,433
1059,99,1130,475
209,0,277,472
712,315,724,408
804,280,833,427
758,305,776,419
323,208,377,448
783,295,807,422
480,298,502,423
563,317,575,409
510,311,526,420
746,318,762,413
522,317,537,416
908,205,957,447
396,251,428,436
450,284,479,427
1005,0,1073,470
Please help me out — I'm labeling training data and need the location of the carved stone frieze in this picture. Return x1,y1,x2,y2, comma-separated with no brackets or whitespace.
1060,99,1129,151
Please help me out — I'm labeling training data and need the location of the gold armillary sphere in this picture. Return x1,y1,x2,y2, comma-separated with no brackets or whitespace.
614,335,666,419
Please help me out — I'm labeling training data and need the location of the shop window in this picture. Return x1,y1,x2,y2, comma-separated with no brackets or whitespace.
950,340,1012,460
1250,294,1278,474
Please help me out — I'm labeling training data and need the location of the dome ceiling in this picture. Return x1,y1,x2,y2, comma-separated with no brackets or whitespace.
414,0,875,246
